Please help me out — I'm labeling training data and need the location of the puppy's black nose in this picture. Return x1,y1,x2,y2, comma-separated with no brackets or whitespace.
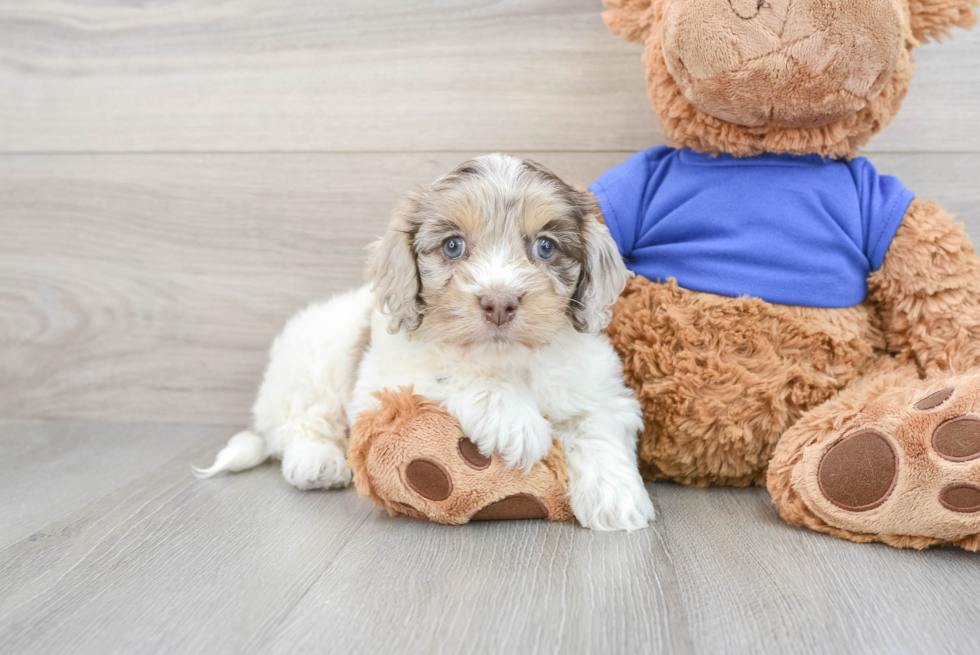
480,293,520,326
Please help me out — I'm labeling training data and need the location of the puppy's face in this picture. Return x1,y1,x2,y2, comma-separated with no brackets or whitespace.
368,154,629,349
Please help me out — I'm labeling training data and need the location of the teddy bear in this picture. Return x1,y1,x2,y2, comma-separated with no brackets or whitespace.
349,0,980,550
596,0,980,550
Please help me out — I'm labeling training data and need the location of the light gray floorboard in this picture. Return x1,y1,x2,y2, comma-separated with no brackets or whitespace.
0,421,372,655
265,485,980,655
1,421,976,655
658,488,979,654
0,420,222,549
3,152,979,425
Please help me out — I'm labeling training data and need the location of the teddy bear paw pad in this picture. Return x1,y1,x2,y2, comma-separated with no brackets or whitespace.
939,483,980,513
931,416,980,462
471,493,549,521
914,387,954,411
458,437,491,470
817,429,898,511
404,459,453,501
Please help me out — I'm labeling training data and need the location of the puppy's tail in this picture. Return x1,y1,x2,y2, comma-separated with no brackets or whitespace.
193,430,269,478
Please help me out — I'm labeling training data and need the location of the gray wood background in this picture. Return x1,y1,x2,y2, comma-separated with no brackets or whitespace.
2,0,980,425
1,2,979,654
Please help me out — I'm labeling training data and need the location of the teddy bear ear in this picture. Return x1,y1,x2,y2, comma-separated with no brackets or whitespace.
908,0,978,43
602,0,656,44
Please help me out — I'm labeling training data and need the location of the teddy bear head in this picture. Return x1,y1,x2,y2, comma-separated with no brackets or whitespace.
604,0,977,158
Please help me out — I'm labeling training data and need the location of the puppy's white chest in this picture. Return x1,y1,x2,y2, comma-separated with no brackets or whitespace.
352,310,547,412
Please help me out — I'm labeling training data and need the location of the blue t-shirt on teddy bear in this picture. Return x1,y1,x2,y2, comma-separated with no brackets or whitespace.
588,146,915,308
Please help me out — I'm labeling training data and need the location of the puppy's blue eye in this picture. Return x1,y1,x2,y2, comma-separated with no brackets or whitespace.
533,237,556,261
443,237,466,260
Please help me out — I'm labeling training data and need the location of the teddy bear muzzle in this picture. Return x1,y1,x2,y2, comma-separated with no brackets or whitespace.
660,0,905,128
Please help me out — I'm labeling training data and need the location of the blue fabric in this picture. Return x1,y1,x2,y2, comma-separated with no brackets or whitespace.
588,146,915,308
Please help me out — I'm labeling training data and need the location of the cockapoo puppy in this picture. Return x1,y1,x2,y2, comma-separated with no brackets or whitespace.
197,154,655,530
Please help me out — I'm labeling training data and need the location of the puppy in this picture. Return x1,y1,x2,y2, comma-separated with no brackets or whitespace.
197,154,655,530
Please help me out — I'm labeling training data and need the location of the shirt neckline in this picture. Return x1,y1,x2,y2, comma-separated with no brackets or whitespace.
677,148,833,168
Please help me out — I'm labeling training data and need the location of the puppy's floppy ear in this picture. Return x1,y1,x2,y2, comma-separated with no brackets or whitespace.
908,0,978,43
367,196,424,332
603,0,657,44
570,198,631,333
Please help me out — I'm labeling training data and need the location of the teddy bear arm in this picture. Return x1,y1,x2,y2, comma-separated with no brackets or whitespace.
348,387,573,525
868,197,980,373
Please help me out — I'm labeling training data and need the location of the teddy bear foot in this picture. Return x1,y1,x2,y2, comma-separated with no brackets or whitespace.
347,386,573,525
769,368,980,550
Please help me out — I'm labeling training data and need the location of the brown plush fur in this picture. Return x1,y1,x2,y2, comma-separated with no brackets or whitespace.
661,0,907,130
868,199,980,373
607,276,883,487
602,0,980,549
348,387,572,525
768,364,980,551
910,0,980,42
601,0,980,158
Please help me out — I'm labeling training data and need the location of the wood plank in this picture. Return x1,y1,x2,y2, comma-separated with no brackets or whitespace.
2,152,979,424
0,421,373,655
657,486,980,654
0,0,656,153
254,499,691,655
0,0,977,154
0,419,224,549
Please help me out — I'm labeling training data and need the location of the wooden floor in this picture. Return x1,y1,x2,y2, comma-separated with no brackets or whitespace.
2,1,980,653
2,420,979,655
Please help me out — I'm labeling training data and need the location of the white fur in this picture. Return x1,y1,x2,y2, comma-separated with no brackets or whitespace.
199,283,654,530
192,431,266,477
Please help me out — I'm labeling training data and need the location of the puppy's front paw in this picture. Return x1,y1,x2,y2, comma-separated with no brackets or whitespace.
489,410,553,472
451,393,552,472
281,441,352,490
570,474,655,531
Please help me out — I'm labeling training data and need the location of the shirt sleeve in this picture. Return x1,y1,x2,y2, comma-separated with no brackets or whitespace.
588,147,669,258
848,157,916,271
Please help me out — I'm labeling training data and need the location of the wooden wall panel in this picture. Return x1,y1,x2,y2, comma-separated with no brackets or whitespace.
0,1,976,153
1,0,979,422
